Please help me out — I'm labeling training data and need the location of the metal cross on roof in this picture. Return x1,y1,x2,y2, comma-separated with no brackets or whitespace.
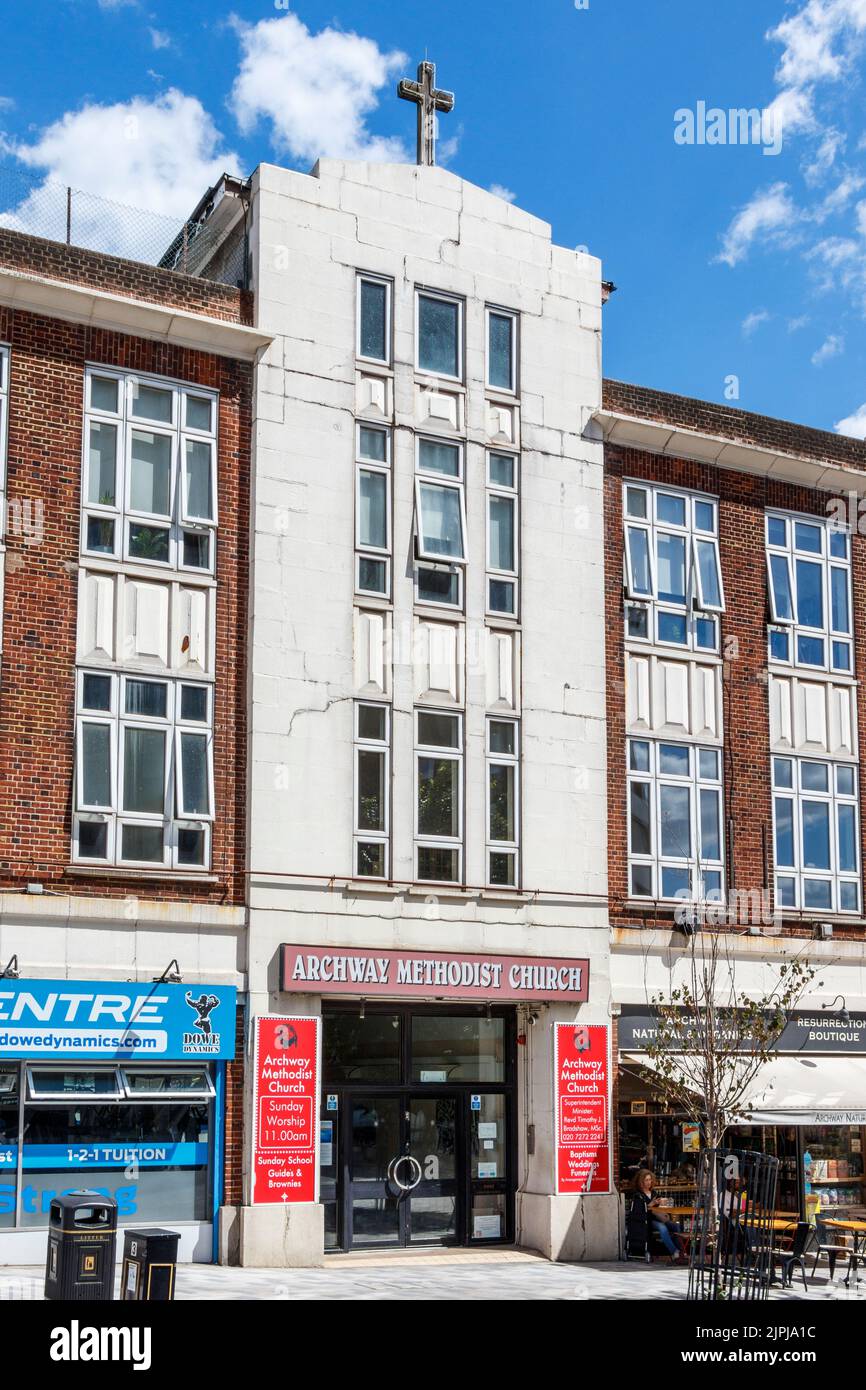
397,60,455,167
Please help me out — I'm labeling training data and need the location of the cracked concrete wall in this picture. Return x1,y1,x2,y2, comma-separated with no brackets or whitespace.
245,156,606,945
239,156,611,1254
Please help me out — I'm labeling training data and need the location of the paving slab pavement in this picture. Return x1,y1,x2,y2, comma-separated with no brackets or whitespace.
1,1248,862,1300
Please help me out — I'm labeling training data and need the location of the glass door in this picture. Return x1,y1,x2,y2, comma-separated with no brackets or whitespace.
406,1096,458,1244
348,1095,403,1247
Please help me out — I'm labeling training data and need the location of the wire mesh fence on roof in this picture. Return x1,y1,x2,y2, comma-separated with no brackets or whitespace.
0,163,243,281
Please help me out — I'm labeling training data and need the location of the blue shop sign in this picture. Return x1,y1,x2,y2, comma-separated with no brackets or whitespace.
0,980,237,1061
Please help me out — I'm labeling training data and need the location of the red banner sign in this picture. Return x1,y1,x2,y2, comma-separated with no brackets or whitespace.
251,1015,320,1205
554,1022,611,1195
281,944,589,1002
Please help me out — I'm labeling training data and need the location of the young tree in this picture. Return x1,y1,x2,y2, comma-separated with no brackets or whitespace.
639,925,818,1154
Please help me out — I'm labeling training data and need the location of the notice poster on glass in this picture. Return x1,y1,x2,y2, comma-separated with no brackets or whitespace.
554,1022,611,1195
251,1015,320,1205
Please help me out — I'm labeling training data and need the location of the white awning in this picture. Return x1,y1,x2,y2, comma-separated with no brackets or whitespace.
624,1053,866,1126
740,1056,866,1126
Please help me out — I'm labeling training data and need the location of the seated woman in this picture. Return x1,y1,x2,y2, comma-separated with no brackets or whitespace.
627,1168,688,1264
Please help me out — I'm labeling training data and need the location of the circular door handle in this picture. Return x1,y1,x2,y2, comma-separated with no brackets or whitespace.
391,1154,423,1192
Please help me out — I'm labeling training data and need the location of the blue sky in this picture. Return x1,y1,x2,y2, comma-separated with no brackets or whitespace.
4,0,866,435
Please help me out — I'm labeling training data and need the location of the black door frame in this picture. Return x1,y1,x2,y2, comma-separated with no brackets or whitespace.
321,1002,518,1252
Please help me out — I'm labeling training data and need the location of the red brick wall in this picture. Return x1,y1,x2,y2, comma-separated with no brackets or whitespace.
0,230,253,325
603,377,866,472
605,440,866,943
0,304,250,903
223,1004,246,1207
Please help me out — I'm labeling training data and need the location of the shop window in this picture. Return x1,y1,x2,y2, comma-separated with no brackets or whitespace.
73,671,214,871
623,482,724,653
323,1012,402,1083
411,1015,505,1083
82,367,218,576
26,1068,122,1100
120,1069,214,1099
772,756,860,914
20,1099,210,1228
765,510,852,674
0,1065,18,1230
627,738,724,903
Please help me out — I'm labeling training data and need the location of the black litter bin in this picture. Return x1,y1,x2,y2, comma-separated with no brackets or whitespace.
44,1192,117,1301
121,1228,180,1301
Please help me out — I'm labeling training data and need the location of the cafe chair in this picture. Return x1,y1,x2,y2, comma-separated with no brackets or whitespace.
810,1220,855,1285
772,1221,812,1290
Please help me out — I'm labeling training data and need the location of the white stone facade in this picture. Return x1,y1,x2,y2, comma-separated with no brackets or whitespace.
237,159,613,1263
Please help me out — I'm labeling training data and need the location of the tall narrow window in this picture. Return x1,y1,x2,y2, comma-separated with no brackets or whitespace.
627,739,724,902
73,672,213,869
414,435,467,571
357,275,391,365
772,756,859,914
416,290,462,379
623,482,724,652
415,709,463,882
487,719,519,886
355,424,391,599
765,511,852,673
354,702,390,878
81,368,218,575
486,307,517,392
486,451,519,617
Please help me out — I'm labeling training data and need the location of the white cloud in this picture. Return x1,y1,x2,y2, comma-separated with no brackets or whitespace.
742,309,772,336
489,183,516,203
714,183,799,266
0,97,15,113
809,170,865,219
811,331,844,363
803,126,845,181
148,28,171,51
788,314,811,330
769,0,866,89
835,401,866,436
0,90,240,260
229,14,408,165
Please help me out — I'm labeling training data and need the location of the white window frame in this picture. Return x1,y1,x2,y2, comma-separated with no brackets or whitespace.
414,708,463,883
414,436,467,566
354,423,391,600
120,1066,215,1100
765,510,853,676
627,738,725,903
356,273,392,367
623,481,724,654
486,718,520,888
415,288,464,382
81,366,218,578
25,1066,124,1102
353,701,391,879
0,344,10,544
485,306,518,394
414,561,463,612
486,450,519,619
772,755,860,915
72,671,214,870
